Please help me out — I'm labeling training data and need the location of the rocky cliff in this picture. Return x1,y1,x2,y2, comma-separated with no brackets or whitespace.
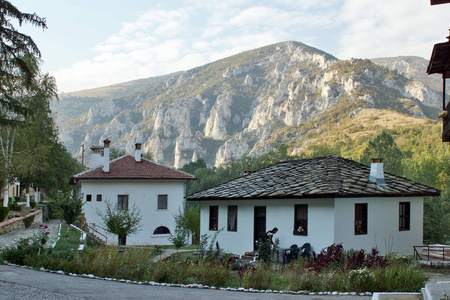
54,41,442,168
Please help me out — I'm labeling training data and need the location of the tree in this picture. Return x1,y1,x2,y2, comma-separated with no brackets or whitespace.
0,0,47,125
0,64,62,206
110,147,126,160
359,130,404,175
54,191,83,231
96,200,143,246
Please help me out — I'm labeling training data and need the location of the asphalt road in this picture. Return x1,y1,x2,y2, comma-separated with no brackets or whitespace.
0,264,370,300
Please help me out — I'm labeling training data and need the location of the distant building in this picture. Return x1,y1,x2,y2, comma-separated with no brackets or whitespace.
70,140,195,245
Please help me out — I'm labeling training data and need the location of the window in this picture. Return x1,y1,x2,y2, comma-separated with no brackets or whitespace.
294,204,308,235
117,195,128,210
96,194,102,202
399,202,410,231
157,194,168,210
355,203,368,235
227,205,237,231
209,206,218,231
153,226,171,235
86,194,92,202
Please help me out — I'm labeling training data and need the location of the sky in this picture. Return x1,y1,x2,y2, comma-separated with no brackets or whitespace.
12,0,450,93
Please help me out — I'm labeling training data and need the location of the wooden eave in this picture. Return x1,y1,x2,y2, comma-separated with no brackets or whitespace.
427,41,450,78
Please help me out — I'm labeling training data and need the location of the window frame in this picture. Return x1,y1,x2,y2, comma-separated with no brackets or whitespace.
399,202,411,231
209,206,218,231
355,203,368,235
86,194,92,202
117,194,129,210
227,205,238,232
157,194,168,210
293,204,308,236
153,226,171,235
96,194,102,202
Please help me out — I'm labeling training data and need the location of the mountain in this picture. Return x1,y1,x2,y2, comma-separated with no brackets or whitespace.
53,41,442,168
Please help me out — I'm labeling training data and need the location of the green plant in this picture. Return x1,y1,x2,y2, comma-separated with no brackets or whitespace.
22,215,35,228
96,199,142,246
241,265,272,290
0,206,10,221
30,200,36,208
193,260,230,287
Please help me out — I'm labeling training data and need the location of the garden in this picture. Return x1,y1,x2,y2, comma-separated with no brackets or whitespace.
0,226,428,294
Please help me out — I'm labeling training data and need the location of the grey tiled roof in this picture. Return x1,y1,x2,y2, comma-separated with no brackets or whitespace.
187,156,440,201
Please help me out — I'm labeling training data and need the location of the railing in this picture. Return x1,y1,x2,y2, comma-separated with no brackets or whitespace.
75,220,108,244
413,245,450,261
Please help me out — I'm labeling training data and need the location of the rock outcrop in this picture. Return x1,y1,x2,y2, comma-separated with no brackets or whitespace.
54,42,442,168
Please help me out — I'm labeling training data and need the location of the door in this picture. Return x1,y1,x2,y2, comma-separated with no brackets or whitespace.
253,206,266,250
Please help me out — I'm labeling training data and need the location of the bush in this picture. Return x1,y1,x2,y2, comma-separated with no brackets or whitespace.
240,265,272,290
8,201,21,211
152,259,192,284
193,260,230,287
23,215,35,228
30,201,37,208
0,206,10,221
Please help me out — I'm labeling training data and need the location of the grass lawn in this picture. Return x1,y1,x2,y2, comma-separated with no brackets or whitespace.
53,225,82,251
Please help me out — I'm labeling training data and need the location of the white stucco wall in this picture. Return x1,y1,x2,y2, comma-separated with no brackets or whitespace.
334,197,423,256
79,180,186,245
199,198,335,255
199,196,423,256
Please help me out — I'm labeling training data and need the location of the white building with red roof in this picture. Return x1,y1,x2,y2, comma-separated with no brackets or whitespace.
70,140,195,246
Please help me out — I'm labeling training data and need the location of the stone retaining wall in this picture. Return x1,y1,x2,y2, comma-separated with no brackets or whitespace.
0,210,43,234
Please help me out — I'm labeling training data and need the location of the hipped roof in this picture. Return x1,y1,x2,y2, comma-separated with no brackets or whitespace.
187,156,440,201
70,155,195,184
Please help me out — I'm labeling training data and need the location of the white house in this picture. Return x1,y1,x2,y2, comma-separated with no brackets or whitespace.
187,156,440,256
70,139,195,245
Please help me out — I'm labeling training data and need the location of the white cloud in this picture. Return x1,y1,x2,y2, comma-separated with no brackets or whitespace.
336,0,450,59
52,0,450,92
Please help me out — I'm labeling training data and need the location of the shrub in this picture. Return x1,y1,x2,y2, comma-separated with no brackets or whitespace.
23,215,35,228
0,206,10,221
30,201,37,208
8,201,21,211
152,259,192,284
194,260,230,287
240,265,272,290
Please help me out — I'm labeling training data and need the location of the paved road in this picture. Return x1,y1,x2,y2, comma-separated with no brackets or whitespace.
0,265,370,300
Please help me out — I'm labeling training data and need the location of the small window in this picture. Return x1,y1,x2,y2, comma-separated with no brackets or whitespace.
86,194,92,202
96,194,102,202
355,203,368,235
209,206,218,231
118,195,128,210
157,194,168,210
153,226,171,235
227,205,237,231
294,204,308,235
399,202,410,231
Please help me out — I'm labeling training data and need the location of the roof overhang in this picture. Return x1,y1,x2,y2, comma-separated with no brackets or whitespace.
427,41,450,78
431,0,450,5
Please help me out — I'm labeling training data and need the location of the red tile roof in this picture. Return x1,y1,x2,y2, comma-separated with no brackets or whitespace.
70,155,195,184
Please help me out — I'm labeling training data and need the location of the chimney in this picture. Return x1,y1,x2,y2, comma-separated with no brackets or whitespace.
369,158,387,186
135,143,142,162
103,139,111,172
